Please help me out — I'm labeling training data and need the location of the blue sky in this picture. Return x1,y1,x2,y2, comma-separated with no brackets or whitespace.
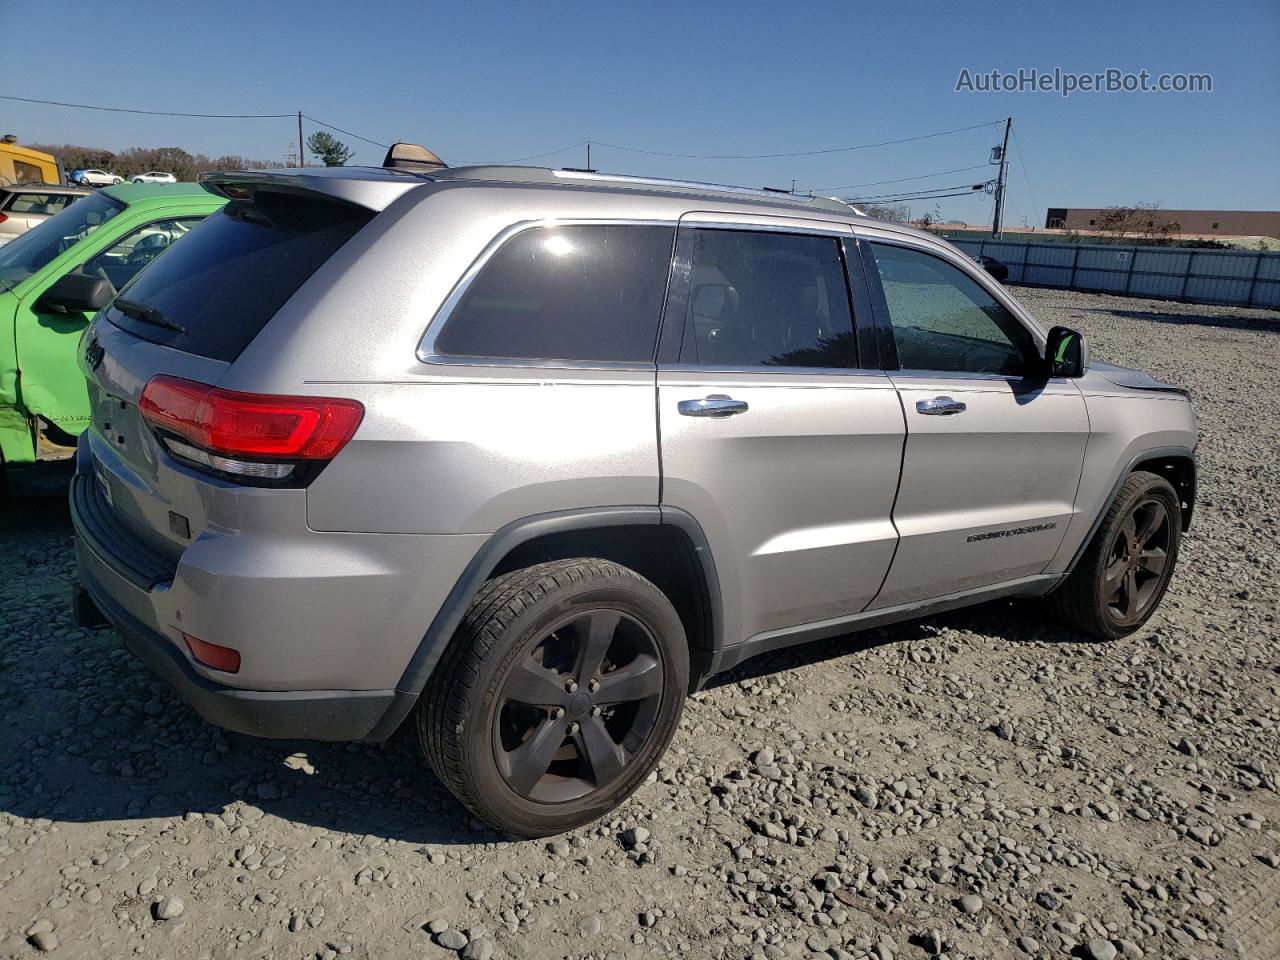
5,0,1277,225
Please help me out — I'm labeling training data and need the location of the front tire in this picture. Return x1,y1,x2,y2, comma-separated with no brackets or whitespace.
1050,471,1181,640
420,558,688,837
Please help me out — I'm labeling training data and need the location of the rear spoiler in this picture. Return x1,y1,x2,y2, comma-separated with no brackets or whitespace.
197,168,427,212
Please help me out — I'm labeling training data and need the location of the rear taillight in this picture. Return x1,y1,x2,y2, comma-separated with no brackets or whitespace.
139,376,363,485
0,213,7,224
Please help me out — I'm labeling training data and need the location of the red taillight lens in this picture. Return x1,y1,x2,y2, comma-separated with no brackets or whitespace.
139,376,364,460
0,213,7,224
182,632,241,673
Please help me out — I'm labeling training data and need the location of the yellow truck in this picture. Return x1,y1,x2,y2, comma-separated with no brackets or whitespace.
0,138,61,186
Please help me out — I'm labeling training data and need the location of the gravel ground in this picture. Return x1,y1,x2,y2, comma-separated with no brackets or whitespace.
1,288,1278,960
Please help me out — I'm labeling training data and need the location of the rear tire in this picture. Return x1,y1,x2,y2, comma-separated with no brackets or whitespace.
419,558,688,837
1050,471,1181,640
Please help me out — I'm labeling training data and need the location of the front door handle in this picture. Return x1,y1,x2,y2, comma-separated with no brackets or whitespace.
916,396,967,416
678,395,749,418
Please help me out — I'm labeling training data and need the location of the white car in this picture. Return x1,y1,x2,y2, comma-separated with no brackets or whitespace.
71,168,123,187
130,171,178,184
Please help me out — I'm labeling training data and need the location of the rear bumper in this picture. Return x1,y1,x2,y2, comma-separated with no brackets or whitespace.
78,548,398,741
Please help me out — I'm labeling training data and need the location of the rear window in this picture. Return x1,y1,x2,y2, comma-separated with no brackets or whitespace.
104,192,373,362
432,224,675,363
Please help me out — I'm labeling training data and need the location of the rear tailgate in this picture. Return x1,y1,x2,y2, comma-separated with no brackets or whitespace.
79,177,402,558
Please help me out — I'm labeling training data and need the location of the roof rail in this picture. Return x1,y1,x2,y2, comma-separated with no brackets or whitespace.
429,164,857,212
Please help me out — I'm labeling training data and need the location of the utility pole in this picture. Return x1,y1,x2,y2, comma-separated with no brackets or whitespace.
297,111,305,168
586,141,591,171
991,116,1012,238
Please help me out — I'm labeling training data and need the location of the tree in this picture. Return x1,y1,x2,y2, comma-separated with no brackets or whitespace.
1097,203,1181,243
306,131,354,167
859,202,911,223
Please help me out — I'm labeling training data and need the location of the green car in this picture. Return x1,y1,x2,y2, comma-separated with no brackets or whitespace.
0,183,225,472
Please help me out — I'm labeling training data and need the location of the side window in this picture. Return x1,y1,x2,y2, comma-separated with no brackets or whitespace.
868,242,1036,376
11,193,76,216
434,224,675,363
678,229,856,368
80,218,198,291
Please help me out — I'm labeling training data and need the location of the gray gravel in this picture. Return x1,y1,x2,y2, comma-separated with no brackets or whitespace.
1,288,1278,959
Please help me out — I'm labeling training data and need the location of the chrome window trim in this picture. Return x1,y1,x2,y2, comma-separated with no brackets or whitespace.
887,368,1071,385
678,218,855,239
416,217,677,369
657,363,892,380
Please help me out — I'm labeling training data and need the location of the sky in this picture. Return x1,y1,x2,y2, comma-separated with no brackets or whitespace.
3,0,1277,227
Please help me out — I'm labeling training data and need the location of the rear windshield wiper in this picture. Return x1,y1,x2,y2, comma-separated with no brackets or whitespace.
113,297,184,333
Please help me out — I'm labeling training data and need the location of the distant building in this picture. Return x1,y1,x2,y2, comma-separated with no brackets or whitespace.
1045,207,1280,240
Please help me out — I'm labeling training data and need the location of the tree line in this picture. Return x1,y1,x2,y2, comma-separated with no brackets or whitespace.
28,132,359,182
30,144,291,181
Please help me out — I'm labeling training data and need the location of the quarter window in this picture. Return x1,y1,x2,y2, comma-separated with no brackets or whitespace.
868,242,1036,376
677,229,856,368
434,224,675,363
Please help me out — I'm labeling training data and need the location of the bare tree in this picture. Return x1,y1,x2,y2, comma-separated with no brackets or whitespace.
1097,203,1181,243
859,202,911,223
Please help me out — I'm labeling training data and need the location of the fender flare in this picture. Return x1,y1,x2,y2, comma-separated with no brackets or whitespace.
1061,444,1196,577
362,505,723,741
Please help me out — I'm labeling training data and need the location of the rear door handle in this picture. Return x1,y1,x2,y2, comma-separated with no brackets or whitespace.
916,396,967,416
678,395,749,418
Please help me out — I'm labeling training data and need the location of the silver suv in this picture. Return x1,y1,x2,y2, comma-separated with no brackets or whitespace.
71,147,1196,836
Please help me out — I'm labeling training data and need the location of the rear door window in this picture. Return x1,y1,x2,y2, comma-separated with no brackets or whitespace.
432,224,675,363
104,192,373,362
676,228,857,368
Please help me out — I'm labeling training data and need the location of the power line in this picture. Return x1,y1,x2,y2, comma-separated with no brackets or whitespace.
846,181,992,202
302,114,388,149
0,93,292,119
803,163,990,194
851,188,990,206
590,120,1003,160
1010,128,1040,224
496,140,591,164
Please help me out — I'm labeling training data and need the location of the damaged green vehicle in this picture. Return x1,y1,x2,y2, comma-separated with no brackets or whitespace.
0,183,224,480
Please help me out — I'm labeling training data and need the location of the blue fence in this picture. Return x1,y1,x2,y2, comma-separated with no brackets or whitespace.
945,237,1280,309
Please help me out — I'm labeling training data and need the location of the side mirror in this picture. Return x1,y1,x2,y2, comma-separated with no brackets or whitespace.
34,272,114,316
1045,325,1088,378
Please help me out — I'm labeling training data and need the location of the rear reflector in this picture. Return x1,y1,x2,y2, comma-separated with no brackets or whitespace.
182,632,241,673
139,376,364,460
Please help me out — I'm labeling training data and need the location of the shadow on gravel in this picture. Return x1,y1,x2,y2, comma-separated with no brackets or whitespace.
703,597,1079,690
0,465,1079,848
1,468,508,847
1081,306,1280,334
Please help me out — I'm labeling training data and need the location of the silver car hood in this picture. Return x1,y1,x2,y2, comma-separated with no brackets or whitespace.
1090,360,1188,395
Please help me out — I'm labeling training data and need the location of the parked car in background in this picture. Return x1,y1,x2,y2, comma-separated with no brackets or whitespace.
131,171,178,184
0,139,62,187
70,169,124,187
0,182,224,476
69,151,1197,837
0,184,91,246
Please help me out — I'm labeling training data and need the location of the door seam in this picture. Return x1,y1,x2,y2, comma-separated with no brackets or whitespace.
860,372,910,612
